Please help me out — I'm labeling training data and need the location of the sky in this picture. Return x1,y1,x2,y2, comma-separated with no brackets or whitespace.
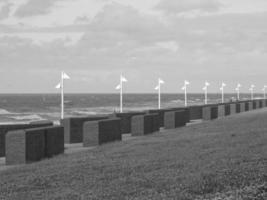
0,0,267,93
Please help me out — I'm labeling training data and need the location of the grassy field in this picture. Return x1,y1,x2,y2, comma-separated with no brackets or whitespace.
0,109,267,200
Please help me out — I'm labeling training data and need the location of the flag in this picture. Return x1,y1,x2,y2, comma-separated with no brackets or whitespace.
237,83,241,88
121,76,127,82
55,83,61,89
62,72,70,79
155,85,159,90
159,78,164,84
181,86,185,90
115,84,121,90
203,86,207,90
235,87,239,91
205,81,210,86
222,82,226,87
184,80,190,85
219,87,223,91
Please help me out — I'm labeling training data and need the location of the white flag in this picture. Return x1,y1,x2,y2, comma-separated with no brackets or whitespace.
184,80,190,85
219,87,223,91
116,84,121,90
121,76,127,82
155,85,159,90
237,83,241,88
55,83,61,89
222,82,226,87
203,86,207,91
235,87,239,91
205,81,210,86
159,78,164,84
62,72,70,79
181,86,185,90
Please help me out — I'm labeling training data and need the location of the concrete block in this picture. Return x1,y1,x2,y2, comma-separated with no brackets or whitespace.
188,105,203,120
164,110,187,129
0,122,53,157
44,126,64,158
83,118,121,147
61,116,108,143
110,112,145,134
230,104,236,115
6,129,45,165
236,103,241,113
218,104,225,118
224,104,231,116
131,114,156,136
240,102,246,112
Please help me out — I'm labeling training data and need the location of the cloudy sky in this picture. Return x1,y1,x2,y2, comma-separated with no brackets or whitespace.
0,0,267,93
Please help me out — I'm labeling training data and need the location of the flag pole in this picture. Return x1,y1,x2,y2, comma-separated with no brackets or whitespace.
221,86,224,103
184,85,187,107
120,75,123,113
158,79,161,109
61,71,64,119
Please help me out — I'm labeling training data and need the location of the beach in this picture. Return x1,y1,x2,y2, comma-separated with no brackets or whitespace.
0,106,266,199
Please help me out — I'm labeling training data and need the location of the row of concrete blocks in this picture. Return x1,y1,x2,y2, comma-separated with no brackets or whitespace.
5,126,64,165
202,99,266,120
60,99,267,145
61,108,190,145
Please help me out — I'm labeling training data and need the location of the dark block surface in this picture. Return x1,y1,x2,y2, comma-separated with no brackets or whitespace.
218,105,225,118
164,110,187,129
83,118,121,147
61,116,108,144
202,106,211,120
236,103,241,113
110,112,146,134
6,129,46,165
230,104,236,115
210,106,218,119
0,122,53,157
240,103,246,112
44,126,64,158
225,104,231,116
131,114,156,136
188,105,203,120
147,109,174,127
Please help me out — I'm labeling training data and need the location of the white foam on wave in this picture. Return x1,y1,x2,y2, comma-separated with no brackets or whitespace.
9,114,44,121
0,108,11,115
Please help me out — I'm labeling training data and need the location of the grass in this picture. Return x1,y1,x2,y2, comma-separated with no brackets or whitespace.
0,109,267,199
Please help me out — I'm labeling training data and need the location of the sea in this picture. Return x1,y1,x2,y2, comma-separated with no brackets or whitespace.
0,93,261,124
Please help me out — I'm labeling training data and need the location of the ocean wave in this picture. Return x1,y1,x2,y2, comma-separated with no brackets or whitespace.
0,108,11,115
9,114,44,121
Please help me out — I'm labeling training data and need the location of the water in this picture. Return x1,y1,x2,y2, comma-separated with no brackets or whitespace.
0,93,261,124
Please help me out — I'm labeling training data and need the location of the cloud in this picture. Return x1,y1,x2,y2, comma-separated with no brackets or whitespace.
14,0,62,17
155,0,222,14
0,1,12,20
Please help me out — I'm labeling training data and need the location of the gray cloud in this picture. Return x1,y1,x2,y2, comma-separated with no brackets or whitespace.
0,1,12,20
14,0,61,17
155,0,222,14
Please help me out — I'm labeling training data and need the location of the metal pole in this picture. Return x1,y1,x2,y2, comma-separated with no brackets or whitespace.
61,71,64,119
158,81,161,109
205,88,207,104
120,75,123,113
221,87,224,103
184,86,187,107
